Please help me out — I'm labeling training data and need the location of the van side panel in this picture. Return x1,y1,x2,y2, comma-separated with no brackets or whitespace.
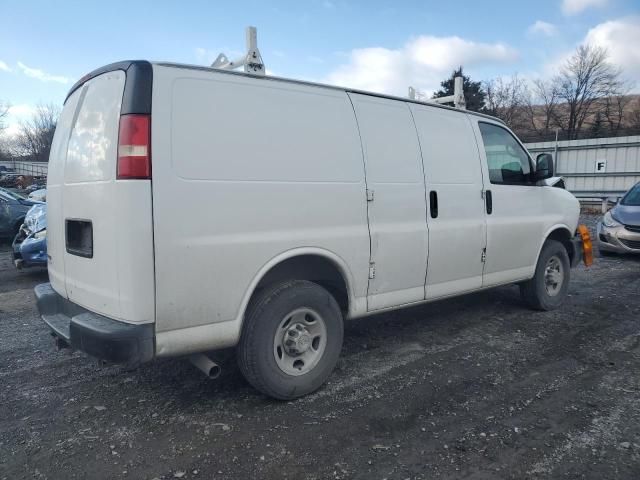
150,66,370,343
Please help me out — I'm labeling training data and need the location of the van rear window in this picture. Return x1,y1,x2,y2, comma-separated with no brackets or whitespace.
64,71,125,183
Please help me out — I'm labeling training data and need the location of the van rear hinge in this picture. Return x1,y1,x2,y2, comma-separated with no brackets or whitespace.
366,189,375,202
368,262,376,279
481,248,487,263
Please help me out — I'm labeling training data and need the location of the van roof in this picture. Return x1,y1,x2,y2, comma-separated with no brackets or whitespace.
67,60,504,124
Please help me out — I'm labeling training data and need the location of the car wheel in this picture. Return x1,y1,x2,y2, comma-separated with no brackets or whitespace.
13,220,23,238
520,239,571,311
237,280,344,400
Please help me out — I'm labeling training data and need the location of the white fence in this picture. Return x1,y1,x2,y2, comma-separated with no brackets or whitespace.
525,135,640,202
0,160,48,177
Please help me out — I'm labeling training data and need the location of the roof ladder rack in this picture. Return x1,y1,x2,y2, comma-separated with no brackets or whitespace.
212,26,265,76
409,76,466,109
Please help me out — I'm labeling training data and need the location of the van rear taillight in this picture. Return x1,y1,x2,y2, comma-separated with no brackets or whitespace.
117,114,151,179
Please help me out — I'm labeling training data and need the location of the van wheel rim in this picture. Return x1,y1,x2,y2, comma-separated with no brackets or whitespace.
544,255,564,297
273,308,327,376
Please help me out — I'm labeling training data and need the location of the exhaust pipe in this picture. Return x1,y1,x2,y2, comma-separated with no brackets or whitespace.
189,354,222,379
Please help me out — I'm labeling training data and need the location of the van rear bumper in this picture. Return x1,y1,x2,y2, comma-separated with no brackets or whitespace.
34,283,154,365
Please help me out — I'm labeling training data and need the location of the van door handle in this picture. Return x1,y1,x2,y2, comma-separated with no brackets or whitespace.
485,190,493,215
429,191,438,218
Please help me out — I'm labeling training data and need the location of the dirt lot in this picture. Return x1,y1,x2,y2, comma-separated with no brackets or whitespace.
1,214,639,480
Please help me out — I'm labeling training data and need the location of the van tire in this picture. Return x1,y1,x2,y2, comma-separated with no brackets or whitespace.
520,239,570,311
237,280,344,400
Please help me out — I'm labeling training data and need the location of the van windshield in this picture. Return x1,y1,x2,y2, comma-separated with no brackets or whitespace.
621,184,640,206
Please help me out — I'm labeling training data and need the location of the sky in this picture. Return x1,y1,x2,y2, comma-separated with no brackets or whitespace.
1,0,639,135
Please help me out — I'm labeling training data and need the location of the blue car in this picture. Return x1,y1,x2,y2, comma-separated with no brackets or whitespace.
12,203,47,269
1,187,40,238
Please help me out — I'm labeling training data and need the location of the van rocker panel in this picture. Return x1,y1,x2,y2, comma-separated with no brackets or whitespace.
34,283,154,364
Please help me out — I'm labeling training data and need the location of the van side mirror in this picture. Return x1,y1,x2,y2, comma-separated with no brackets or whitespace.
534,153,554,181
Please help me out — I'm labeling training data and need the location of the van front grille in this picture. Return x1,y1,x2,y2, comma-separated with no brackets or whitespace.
619,238,640,250
624,224,640,233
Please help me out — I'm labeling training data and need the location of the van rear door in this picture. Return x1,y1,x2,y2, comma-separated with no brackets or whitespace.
46,63,155,324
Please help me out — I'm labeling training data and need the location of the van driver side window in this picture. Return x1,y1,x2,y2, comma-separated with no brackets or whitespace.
479,122,532,185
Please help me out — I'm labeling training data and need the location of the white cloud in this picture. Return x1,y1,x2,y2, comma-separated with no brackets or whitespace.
0,60,12,73
584,16,640,81
17,62,70,84
322,0,335,8
324,35,518,96
562,0,608,15
528,21,558,37
8,104,36,117
1,104,36,138
3,122,22,138
538,16,640,88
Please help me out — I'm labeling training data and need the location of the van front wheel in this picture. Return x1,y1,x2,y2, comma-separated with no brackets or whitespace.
520,239,570,311
237,280,344,400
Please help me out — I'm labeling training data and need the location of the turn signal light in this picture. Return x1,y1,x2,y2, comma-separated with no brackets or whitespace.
577,224,593,266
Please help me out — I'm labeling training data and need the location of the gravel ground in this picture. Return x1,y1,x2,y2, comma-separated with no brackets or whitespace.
1,214,639,480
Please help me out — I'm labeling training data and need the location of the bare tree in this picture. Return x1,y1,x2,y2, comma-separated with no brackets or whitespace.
13,104,60,162
525,79,559,139
553,45,624,139
0,101,11,160
0,101,9,132
602,89,632,136
483,74,530,130
629,97,640,131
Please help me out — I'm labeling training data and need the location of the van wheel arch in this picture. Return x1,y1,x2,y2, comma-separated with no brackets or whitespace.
543,227,575,262
243,254,351,328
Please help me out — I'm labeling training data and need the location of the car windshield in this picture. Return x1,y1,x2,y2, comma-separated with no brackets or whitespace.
621,184,640,206
0,187,25,200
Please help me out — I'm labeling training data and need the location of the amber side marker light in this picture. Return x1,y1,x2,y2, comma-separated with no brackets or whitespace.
578,224,593,266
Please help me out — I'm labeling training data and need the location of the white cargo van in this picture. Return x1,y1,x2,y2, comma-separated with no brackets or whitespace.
36,60,592,399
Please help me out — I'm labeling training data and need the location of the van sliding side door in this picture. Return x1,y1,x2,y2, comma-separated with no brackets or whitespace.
349,94,429,311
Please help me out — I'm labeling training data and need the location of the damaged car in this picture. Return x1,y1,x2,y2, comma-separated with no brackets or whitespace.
597,182,640,255
1,187,39,238
12,203,47,269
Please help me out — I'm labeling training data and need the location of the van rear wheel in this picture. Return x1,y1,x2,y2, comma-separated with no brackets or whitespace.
520,239,570,311
237,280,344,400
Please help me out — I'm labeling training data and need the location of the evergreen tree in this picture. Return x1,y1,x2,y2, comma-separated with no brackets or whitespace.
433,66,486,112
590,111,605,138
